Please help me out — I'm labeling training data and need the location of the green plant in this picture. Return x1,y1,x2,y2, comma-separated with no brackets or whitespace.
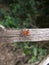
12,42,48,63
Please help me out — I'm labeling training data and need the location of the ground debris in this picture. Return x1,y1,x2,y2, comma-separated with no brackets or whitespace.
0,43,40,65
0,43,25,65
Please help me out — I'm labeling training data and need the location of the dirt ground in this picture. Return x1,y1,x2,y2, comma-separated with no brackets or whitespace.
0,43,40,65
0,43,25,65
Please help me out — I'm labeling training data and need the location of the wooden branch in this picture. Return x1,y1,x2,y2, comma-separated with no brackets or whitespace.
39,55,49,65
0,27,49,43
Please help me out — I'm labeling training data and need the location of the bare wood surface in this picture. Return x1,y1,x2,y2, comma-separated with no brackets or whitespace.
0,28,49,43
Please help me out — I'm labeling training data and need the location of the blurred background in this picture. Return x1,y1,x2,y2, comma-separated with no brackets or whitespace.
0,0,49,28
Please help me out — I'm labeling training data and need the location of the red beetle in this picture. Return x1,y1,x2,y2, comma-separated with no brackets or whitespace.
22,30,29,35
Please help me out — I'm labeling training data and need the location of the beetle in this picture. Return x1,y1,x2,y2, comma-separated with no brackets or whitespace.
20,29,30,37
